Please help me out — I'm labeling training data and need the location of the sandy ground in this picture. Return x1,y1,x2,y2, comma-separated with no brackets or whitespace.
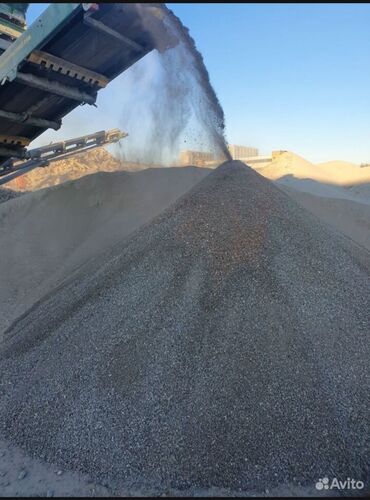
0,166,210,337
0,432,332,497
0,436,329,498
0,162,368,496
0,438,113,497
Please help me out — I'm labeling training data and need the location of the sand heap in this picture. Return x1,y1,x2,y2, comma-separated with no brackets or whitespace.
255,152,370,203
0,161,369,495
4,148,167,192
317,160,370,185
0,166,209,335
257,152,370,186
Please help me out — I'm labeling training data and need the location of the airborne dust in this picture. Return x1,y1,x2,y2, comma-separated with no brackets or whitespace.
116,5,232,165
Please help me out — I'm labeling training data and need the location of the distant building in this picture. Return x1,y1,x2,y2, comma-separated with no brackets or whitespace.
228,144,258,160
179,150,215,166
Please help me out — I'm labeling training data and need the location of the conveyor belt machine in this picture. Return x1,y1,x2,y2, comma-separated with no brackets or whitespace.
0,2,177,185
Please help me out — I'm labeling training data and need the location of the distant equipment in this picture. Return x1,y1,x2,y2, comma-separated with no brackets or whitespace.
228,144,258,160
0,3,178,185
179,150,215,167
0,128,127,185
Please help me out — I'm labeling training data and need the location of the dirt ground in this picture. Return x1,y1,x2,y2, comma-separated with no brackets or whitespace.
0,438,113,497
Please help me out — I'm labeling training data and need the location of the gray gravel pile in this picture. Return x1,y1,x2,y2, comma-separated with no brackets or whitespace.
0,161,369,495
0,187,21,203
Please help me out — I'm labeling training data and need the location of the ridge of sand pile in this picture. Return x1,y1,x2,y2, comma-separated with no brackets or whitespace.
0,166,210,336
0,161,369,494
255,152,370,203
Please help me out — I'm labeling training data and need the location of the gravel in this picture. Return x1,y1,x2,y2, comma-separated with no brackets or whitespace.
0,187,21,204
0,166,210,337
0,161,369,495
18,469,27,480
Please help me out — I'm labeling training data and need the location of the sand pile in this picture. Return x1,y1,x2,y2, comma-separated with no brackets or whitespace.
5,148,122,192
0,166,210,335
0,161,369,495
316,160,370,189
5,148,167,192
255,152,370,203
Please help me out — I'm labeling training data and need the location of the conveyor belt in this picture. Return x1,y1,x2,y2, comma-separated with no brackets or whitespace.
0,3,177,165
0,128,127,185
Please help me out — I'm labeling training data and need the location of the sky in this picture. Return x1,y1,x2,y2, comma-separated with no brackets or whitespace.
26,3,370,164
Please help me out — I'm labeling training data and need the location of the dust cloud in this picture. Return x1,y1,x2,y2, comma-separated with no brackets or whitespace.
116,4,231,165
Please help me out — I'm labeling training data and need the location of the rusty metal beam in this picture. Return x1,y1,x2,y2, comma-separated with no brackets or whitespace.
15,72,97,105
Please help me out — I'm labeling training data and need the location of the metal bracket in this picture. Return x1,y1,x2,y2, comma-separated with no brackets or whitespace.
0,4,81,83
0,135,30,147
0,146,27,159
27,50,109,88
0,19,24,40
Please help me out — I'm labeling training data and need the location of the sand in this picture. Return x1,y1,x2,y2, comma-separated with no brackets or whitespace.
248,152,370,252
278,185,370,252
0,161,368,496
253,152,370,204
0,166,210,336
4,148,167,192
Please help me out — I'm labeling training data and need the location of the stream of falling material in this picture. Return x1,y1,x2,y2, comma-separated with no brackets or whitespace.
162,6,232,161
117,4,232,165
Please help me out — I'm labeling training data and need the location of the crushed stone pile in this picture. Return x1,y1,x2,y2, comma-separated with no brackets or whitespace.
0,161,369,495
0,166,210,336
0,186,21,203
